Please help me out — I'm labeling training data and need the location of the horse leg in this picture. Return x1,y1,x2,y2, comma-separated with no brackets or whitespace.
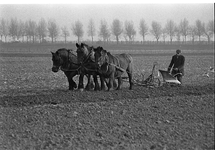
66,74,73,90
100,75,106,90
78,73,84,90
127,65,133,90
113,78,118,89
85,74,91,90
93,74,100,91
108,73,115,91
65,72,76,90
70,72,77,89
116,76,122,90
86,74,95,90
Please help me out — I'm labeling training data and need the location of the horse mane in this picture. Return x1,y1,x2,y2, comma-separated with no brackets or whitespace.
81,43,89,48
77,43,95,63
56,48,76,57
106,51,116,64
81,43,92,54
104,50,129,68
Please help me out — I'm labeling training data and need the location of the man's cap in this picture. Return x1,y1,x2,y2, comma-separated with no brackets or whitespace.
176,49,181,54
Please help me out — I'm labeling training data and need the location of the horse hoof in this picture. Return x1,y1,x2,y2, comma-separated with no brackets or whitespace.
85,87,90,91
69,87,74,90
79,88,84,92
108,88,114,91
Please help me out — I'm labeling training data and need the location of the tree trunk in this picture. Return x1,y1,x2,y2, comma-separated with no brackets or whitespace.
4,36,7,42
192,37,195,44
33,36,35,43
65,36,67,43
91,36,94,43
156,38,159,43
207,35,210,44
116,36,119,44
129,36,132,44
184,35,186,44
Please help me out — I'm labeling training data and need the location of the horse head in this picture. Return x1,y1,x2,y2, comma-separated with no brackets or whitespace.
76,43,94,64
94,46,109,66
51,50,64,72
51,48,75,72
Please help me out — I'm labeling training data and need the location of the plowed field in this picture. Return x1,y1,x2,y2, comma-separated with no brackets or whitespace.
0,52,214,150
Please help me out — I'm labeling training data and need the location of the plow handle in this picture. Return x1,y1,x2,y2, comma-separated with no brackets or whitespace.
151,62,158,75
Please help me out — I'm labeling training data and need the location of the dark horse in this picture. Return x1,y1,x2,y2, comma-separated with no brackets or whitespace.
51,48,79,90
76,43,105,91
94,46,133,91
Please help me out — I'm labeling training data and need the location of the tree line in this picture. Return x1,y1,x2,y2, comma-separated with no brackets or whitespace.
0,17,214,44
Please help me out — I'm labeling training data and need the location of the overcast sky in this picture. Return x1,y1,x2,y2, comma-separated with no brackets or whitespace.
0,3,213,41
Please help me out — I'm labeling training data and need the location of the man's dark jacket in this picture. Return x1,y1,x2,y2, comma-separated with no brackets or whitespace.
168,54,185,76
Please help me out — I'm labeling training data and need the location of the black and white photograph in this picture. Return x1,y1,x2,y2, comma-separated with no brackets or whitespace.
0,1,214,149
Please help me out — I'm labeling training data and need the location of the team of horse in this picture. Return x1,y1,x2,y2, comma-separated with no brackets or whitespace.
51,43,133,91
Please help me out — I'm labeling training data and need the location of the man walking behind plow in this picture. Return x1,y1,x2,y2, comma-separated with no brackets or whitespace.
168,49,185,84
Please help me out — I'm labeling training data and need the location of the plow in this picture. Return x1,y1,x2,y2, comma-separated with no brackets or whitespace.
122,61,181,88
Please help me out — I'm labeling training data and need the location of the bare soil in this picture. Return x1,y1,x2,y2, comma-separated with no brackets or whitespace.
0,49,214,150
0,83,214,150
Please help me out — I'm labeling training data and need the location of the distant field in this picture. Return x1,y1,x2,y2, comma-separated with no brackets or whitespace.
0,43,214,55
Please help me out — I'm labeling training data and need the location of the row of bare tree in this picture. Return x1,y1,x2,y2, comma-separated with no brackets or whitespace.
0,17,214,44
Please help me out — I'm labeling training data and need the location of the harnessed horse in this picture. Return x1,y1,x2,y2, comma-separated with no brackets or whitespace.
51,48,79,90
94,46,133,91
76,43,105,91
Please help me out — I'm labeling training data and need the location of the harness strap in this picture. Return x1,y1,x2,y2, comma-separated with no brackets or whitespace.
67,49,70,62
61,68,79,72
76,48,98,73
107,54,125,72
82,50,94,64
60,50,80,72
108,63,125,72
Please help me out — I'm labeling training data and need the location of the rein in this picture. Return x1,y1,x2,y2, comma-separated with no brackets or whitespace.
60,68,79,72
107,63,125,72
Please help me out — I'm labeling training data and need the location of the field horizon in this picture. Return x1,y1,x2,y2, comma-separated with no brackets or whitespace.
0,42,214,57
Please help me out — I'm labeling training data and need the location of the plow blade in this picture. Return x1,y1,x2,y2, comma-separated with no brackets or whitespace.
159,70,181,84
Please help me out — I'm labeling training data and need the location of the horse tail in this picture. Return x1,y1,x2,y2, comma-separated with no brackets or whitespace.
121,53,133,64
127,54,133,64
125,54,133,73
